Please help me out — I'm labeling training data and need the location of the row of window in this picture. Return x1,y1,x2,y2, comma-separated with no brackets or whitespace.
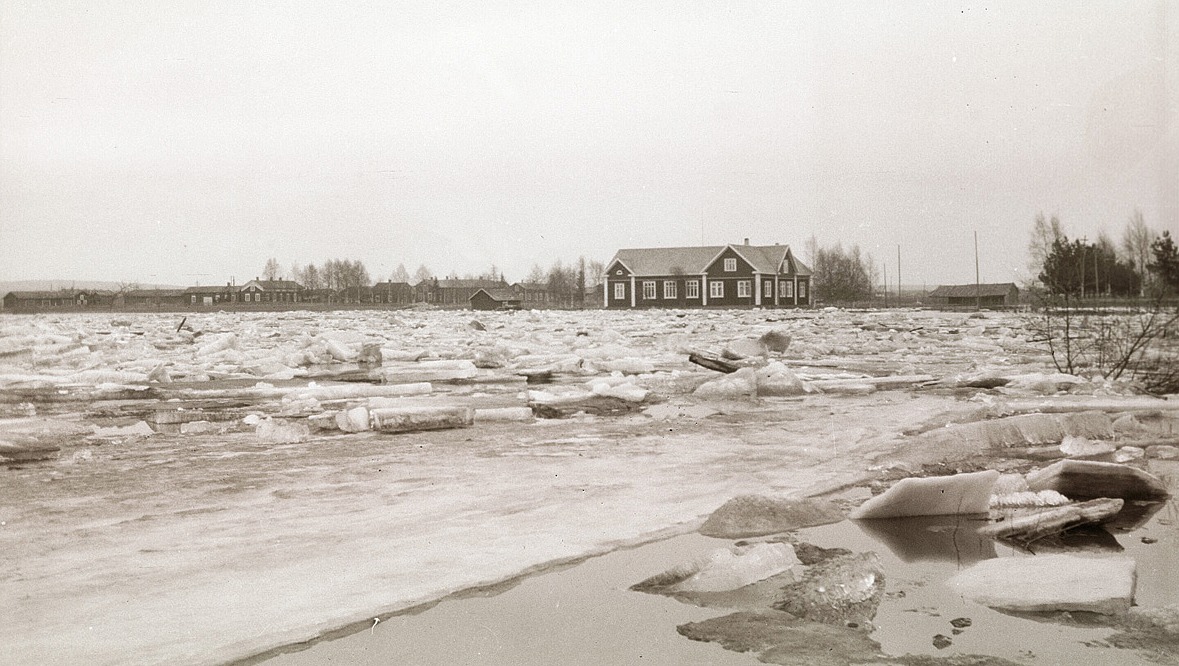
613,279,807,301
187,292,300,304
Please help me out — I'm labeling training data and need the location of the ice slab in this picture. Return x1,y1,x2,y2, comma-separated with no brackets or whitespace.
980,498,1124,542
633,542,802,594
849,470,1000,519
948,554,1136,614
1026,459,1170,500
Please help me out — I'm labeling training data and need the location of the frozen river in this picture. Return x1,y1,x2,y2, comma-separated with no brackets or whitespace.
1,307,1174,665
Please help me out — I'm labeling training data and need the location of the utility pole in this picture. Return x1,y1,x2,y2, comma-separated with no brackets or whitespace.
974,231,981,311
897,244,901,306
883,261,889,308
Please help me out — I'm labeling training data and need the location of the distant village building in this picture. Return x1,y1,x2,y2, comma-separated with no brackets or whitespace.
3,289,92,310
184,284,239,306
239,279,304,303
603,241,812,309
511,282,550,305
372,281,415,305
927,282,1020,307
418,278,510,305
300,288,338,304
469,288,522,311
121,289,187,307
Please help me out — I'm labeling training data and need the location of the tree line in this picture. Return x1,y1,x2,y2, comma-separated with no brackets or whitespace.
1030,209,1179,298
258,256,607,305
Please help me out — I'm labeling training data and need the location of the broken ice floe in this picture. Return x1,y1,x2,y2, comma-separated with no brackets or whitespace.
948,554,1137,615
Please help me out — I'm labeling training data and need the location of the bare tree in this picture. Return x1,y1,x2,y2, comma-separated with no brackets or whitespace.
1121,208,1154,296
525,264,546,285
811,242,874,302
586,259,605,288
413,265,433,284
301,264,321,290
479,263,502,282
391,263,411,283
805,234,820,268
547,259,575,307
1027,212,1064,283
263,257,282,281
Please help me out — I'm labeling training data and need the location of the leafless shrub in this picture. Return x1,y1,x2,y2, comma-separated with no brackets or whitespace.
1026,288,1179,391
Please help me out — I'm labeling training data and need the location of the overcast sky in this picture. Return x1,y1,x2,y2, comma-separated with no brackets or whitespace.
2,1,1175,287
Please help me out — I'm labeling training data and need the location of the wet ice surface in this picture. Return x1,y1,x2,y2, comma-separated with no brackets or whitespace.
251,466,1179,664
0,308,1175,665
259,533,765,666
257,466,1179,666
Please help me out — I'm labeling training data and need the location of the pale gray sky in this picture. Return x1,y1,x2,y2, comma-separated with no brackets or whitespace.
2,1,1175,287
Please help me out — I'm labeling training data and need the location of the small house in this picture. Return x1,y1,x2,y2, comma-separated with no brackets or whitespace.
470,288,522,311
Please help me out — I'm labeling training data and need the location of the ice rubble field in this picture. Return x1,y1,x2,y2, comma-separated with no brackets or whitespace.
0,307,1174,666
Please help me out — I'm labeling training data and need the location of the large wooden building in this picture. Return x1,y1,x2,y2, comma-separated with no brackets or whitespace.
3,290,94,310
927,282,1020,307
603,241,812,309
239,279,304,303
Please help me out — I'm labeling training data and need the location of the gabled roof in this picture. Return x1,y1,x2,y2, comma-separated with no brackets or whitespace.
243,279,303,290
928,282,1019,298
373,281,412,290
125,289,186,297
435,279,508,289
4,290,81,299
607,244,811,276
512,282,548,291
470,288,520,302
184,285,234,294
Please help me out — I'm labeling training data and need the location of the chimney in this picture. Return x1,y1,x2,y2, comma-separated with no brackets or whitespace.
743,238,749,245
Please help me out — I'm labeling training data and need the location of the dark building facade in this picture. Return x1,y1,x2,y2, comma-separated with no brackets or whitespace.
603,241,812,309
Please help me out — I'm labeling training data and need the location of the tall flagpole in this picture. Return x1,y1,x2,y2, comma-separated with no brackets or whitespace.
974,231,981,311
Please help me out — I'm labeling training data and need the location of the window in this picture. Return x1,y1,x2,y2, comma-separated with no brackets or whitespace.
764,280,772,296
643,281,656,300
724,258,737,272
709,281,724,298
663,281,677,299
686,280,700,299
799,282,807,298
737,280,751,298
784,281,794,297
614,283,625,300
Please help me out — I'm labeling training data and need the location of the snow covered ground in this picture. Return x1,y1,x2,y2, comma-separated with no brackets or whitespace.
0,307,1174,665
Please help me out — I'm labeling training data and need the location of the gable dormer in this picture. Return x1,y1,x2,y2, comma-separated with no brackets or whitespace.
606,258,632,278
704,246,754,277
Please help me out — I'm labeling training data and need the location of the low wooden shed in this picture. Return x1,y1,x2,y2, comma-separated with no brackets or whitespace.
927,282,1020,307
470,288,522,311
